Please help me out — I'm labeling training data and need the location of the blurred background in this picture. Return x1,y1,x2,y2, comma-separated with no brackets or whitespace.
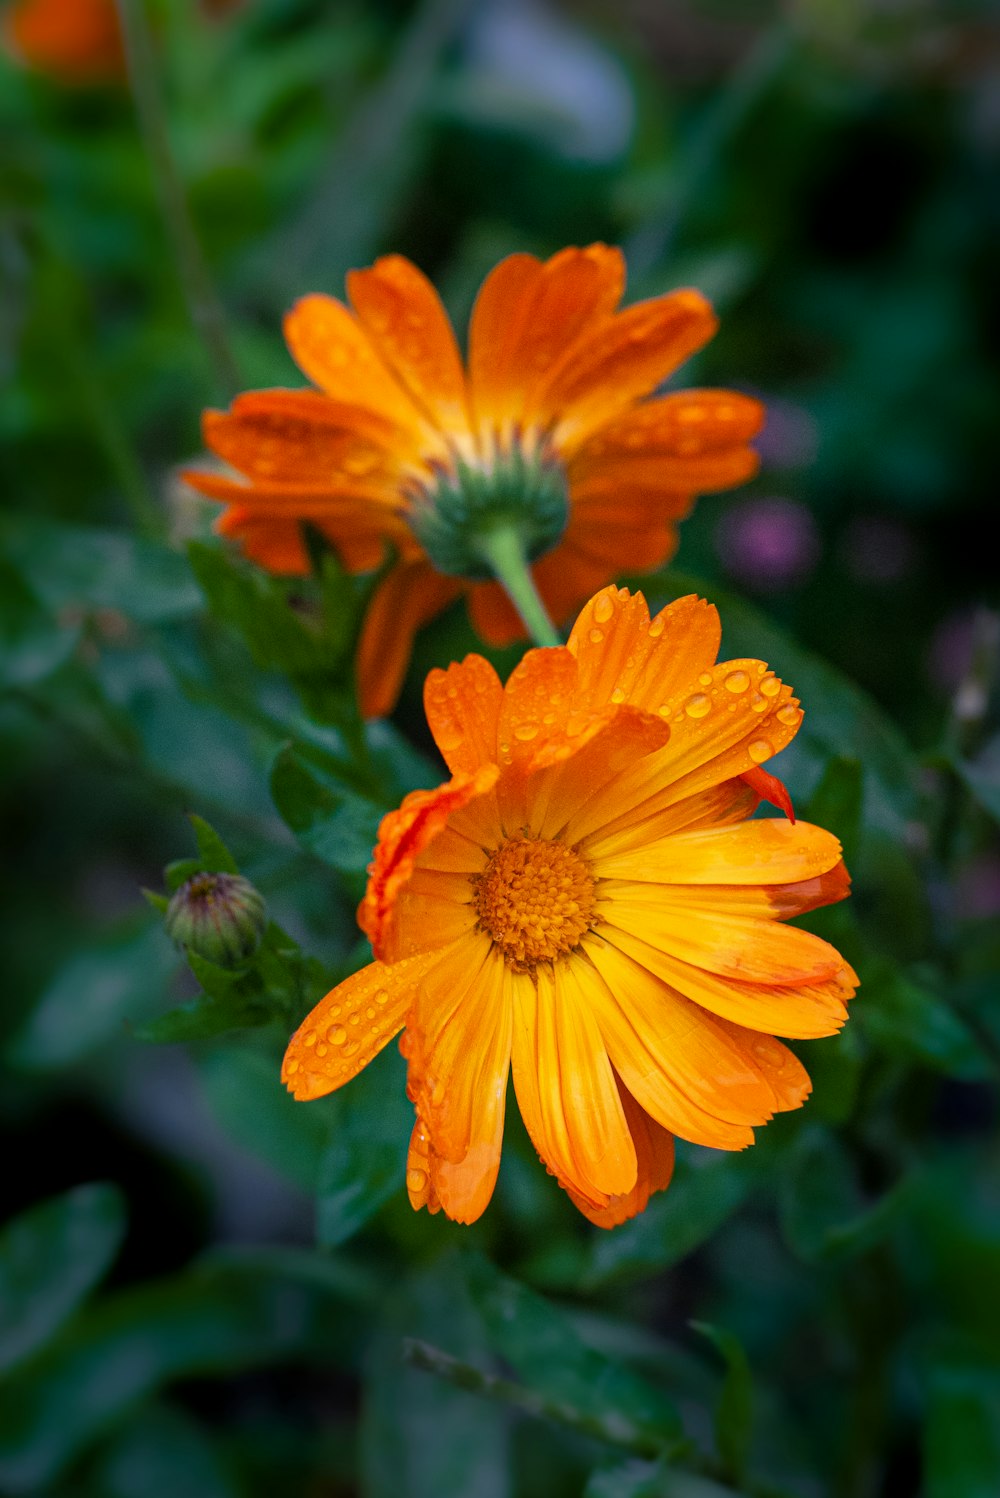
2,1,999,1495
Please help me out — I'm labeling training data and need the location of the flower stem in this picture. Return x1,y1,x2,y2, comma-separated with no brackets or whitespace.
474,524,560,649
115,0,240,399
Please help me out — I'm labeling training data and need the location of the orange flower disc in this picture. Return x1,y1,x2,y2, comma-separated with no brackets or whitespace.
282,586,857,1229
185,246,765,717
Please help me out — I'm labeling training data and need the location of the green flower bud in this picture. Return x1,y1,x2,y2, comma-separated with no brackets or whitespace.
165,872,266,969
407,442,569,580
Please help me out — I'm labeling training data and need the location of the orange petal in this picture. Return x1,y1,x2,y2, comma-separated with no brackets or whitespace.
582,776,761,861
283,293,438,453
423,654,503,775
601,924,856,1039
599,864,852,923
581,938,780,1134
355,561,464,720
407,1103,507,1226
508,963,635,1207
202,389,401,482
406,1114,441,1214
347,255,472,439
281,953,435,1100
708,1016,812,1114
600,896,847,985
358,763,499,961
408,937,511,1167
594,819,843,886
469,245,625,438
540,289,718,453
741,765,795,821
5,0,124,80
569,389,764,492
213,505,390,574
569,1082,675,1228
567,588,721,716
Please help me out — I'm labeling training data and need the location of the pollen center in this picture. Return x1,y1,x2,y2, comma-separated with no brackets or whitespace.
475,835,595,970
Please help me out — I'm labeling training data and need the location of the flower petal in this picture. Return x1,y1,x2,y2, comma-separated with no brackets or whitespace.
202,389,400,482
423,654,504,775
601,924,856,1039
581,777,760,861
358,762,499,961
569,389,764,491
541,289,718,453
347,255,472,439
408,936,511,1167
355,561,464,720
284,293,438,451
595,819,843,885
569,1082,675,1228
567,588,722,716
509,961,636,1204
469,244,625,438
281,953,435,1099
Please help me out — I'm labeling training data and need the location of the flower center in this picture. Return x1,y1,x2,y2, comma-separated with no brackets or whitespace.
406,440,569,580
474,835,595,970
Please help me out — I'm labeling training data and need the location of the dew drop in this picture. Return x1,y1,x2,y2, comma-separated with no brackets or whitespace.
593,593,615,624
698,671,713,687
330,1025,347,1046
748,738,772,763
684,692,711,719
777,704,802,726
648,615,665,638
285,1058,299,1075
303,1032,317,1048
589,627,604,644
514,722,539,741
365,1006,376,1020
751,694,768,713
610,687,625,704
725,669,750,693
542,712,557,725
760,674,781,698
315,1043,329,1058
407,1168,427,1193
375,989,390,1006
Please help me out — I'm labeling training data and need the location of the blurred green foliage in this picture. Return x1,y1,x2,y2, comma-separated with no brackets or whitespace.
2,0,999,1494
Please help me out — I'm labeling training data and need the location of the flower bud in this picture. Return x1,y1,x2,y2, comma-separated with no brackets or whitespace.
406,441,569,580
165,872,266,969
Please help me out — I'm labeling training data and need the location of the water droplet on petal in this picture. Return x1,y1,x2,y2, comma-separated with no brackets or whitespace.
648,615,665,638
407,1167,427,1193
610,687,625,704
330,1025,347,1045
699,672,713,687
748,738,773,763
593,594,615,623
725,670,750,693
760,674,781,697
589,628,604,644
777,704,802,727
684,692,711,719
751,694,768,713
375,989,390,1006
514,722,539,741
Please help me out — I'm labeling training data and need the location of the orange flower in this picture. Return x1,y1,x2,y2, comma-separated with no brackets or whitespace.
3,0,124,81
185,246,764,717
282,586,856,1228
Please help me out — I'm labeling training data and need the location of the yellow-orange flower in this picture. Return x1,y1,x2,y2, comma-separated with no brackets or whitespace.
282,586,856,1228
185,246,764,718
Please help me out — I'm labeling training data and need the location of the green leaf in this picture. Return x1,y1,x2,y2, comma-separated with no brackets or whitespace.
925,1365,1000,1498
955,742,1000,828
1,519,201,625
0,1185,126,1375
580,1152,760,1289
585,1462,744,1498
690,1322,753,1487
777,1125,909,1263
197,1045,331,1190
464,1253,684,1456
856,962,988,1079
0,1257,364,1492
270,743,382,875
95,1403,242,1498
360,1258,512,1498
0,555,78,688
188,814,240,875
316,1044,411,1246
136,986,272,1043
803,755,863,868
8,915,180,1071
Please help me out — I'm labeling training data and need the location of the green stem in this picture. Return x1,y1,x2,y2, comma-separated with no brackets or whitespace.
115,0,241,399
474,525,560,649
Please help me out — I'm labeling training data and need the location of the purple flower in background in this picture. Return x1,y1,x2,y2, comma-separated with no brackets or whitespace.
715,497,821,592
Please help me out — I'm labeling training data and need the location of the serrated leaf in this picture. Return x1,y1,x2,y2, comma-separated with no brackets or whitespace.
0,1185,126,1375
